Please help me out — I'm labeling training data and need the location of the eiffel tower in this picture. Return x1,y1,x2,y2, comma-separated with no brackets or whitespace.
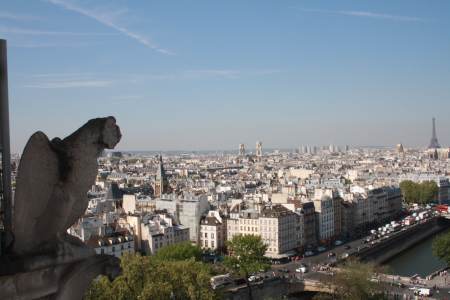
428,117,441,149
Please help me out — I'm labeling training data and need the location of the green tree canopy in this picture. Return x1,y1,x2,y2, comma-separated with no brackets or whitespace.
153,241,202,261
433,231,450,265
224,234,269,300
399,180,438,204
85,253,216,300
314,260,386,300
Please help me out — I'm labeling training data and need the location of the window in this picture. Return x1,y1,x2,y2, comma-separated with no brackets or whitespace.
205,232,208,238
211,233,215,239
211,241,215,248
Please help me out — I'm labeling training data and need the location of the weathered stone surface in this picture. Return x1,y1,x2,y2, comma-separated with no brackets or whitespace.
0,117,122,300
12,116,121,256
0,255,119,300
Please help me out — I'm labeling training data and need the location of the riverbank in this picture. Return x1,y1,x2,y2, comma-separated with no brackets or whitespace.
385,227,450,277
357,217,450,265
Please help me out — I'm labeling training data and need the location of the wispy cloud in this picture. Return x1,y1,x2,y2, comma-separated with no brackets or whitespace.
23,73,113,88
300,8,425,22
24,80,112,89
0,26,114,36
181,69,281,79
0,12,43,22
183,69,242,79
23,68,280,88
46,0,173,55
30,72,96,78
112,95,144,102
10,42,90,48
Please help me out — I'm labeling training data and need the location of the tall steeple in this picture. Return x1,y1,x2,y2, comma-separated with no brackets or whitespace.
154,154,167,197
428,117,441,149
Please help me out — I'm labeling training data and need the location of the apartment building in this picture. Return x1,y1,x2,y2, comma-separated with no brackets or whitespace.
200,210,226,251
313,189,335,242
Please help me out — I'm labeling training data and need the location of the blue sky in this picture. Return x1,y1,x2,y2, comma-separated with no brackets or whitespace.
2,0,449,152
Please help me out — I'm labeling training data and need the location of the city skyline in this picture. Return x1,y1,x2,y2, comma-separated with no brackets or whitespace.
1,0,450,152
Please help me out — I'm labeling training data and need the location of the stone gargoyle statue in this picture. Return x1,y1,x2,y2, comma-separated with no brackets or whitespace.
0,117,122,300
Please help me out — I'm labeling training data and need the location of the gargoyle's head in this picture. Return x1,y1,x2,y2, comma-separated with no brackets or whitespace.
100,116,121,149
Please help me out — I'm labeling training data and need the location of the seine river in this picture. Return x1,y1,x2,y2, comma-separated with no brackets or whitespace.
385,228,449,277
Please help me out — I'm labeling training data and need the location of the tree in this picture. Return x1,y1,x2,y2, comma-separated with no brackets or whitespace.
84,253,216,300
400,180,438,204
84,276,113,300
153,241,202,262
159,259,217,300
316,259,386,300
433,231,450,265
400,180,417,203
224,234,270,300
420,181,439,204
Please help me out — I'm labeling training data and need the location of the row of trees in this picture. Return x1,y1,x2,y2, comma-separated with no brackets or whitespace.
85,242,215,300
399,180,439,204
86,236,395,300
85,235,270,300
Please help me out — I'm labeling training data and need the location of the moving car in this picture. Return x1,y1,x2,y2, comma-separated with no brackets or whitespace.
295,264,308,273
414,288,431,296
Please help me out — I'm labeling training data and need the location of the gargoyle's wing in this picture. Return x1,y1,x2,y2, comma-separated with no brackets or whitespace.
12,131,59,254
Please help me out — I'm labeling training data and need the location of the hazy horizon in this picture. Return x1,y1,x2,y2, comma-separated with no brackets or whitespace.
2,0,449,153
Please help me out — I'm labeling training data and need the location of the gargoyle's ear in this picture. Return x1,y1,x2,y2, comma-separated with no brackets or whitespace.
102,117,121,149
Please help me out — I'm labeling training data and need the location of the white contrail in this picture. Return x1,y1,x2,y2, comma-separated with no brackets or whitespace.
46,0,173,55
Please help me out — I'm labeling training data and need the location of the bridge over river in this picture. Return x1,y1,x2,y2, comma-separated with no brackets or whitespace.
224,216,450,299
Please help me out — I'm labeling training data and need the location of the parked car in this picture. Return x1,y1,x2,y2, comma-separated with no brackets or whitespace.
210,274,232,290
334,240,343,246
248,275,263,283
304,250,314,257
317,246,327,252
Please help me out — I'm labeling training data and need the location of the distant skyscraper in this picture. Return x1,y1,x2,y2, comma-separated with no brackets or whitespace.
299,145,307,154
239,144,245,156
428,117,441,149
329,144,335,153
256,141,263,157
